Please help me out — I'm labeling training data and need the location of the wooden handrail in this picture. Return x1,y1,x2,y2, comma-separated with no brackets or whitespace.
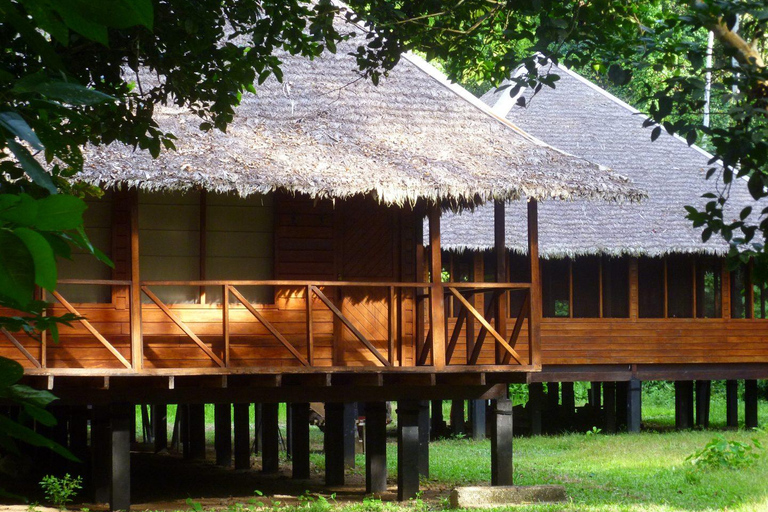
140,279,530,289
1,327,42,368
57,279,132,285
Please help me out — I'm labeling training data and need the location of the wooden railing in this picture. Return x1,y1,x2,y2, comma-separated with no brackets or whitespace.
5,279,538,374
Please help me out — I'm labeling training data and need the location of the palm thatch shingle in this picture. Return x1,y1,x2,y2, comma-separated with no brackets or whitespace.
438,64,752,257
79,21,643,208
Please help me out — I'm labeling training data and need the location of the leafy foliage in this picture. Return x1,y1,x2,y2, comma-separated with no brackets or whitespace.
39,474,82,510
686,433,764,469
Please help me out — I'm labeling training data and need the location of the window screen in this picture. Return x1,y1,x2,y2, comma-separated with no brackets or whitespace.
542,258,570,317
638,257,664,318
667,254,694,318
601,256,629,318
572,256,600,318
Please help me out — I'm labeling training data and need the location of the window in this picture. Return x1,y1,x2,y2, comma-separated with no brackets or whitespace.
57,192,113,303
667,254,694,318
731,264,748,319
508,252,530,317
638,257,664,318
572,256,600,318
542,258,570,317
601,256,629,318
696,257,722,318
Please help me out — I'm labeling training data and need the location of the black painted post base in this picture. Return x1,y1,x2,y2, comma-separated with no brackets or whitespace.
528,384,543,436
325,402,345,486
675,381,694,430
187,404,206,461
561,382,575,428
215,403,232,467
262,403,280,473
745,380,759,429
291,403,310,479
695,381,711,429
615,382,629,431
152,404,168,453
603,382,616,434
726,380,739,428
366,401,388,494
233,403,250,470
397,401,420,500
92,405,111,504
450,400,466,437
343,402,357,469
491,398,513,486
110,403,132,512
627,378,641,433
430,400,445,440
469,399,487,440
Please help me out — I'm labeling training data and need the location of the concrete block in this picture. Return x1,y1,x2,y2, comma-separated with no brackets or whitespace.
449,485,566,508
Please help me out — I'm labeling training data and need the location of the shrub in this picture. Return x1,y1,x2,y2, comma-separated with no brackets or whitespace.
39,474,82,510
685,434,764,470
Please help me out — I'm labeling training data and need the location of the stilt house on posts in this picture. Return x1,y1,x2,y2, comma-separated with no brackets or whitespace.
0,23,643,509
438,63,767,435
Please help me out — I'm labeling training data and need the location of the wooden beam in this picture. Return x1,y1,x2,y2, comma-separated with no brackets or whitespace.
129,190,143,371
311,286,390,366
223,285,230,367
229,285,309,366
445,304,468,364
692,257,697,319
598,257,604,319
747,259,755,319
568,258,574,319
142,286,225,367
1,327,41,368
306,284,314,366
722,259,731,319
494,201,507,364
628,257,639,320
468,291,499,365
51,291,132,369
467,252,484,363
429,206,447,369
527,200,542,368
663,257,669,319
199,190,207,304
388,286,396,365
502,292,529,364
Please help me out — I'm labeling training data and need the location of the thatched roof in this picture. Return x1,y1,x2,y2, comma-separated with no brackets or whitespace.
438,64,754,257
79,18,643,208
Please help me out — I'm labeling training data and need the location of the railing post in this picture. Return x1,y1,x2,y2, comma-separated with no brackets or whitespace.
428,206,446,369
306,284,313,366
527,200,541,369
494,200,508,364
388,286,396,365
223,285,230,367
130,190,143,371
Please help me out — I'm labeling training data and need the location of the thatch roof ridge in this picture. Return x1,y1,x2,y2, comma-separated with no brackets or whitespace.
438,63,756,257
79,17,644,208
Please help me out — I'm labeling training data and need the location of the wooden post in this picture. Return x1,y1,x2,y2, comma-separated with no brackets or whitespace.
629,258,639,320
291,403,310,479
397,401,420,500
110,403,132,512
69,406,89,469
722,260,732,319
415,207,426,367
152,404,168,453
561,382,575,427
695,381,711,429
627,378,642,433
261,403,279,473
747,260,755,319
365,401,388,494
417,400,430,478
675,381,694,430
325,402,345,486
527,200,542,368
187,404,206,461
92,405,111,504
233,404,250,470
470,399,487,440
468,253,484,362
745,380,759,429
430,400,445,440
490,397,514,486
129,190,143,370
528,383,543,436
214,403,232,467
494,201,508,363
343,403,357,469
603,382,617,433
450,400,466,437
726,380,739,428
199,190,207,304
615,382,629,431
253,403,262,454
428,206,446,368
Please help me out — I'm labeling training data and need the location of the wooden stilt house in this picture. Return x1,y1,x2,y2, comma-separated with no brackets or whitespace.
439,64,767,432
0,27,641,508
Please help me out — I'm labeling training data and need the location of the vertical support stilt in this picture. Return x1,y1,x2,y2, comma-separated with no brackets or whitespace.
179,405,190,458
490,398,513,486
291,403,310,479
262,403,279,473
152,404,168,453
92,405,111,504
470,399,487,440
233,403,250,470
675,381,694,430
343,402,357,469
528,384,543,436
69,406,89,471
627,378,641,433
695,381,711,428
589,382,602,410
285,403,293,456
745,379,759,429
187,404,206,461
603,382,616,433
215,404,232,467
325,402,345,486
450,400,466,437
561,382,575,428
546,382,560,411
417,400,430,478
397,401,420,501
430,400,444,440
726,380,739,428
366,402,388,494
616,382,629,431
110,403,132,512
253,404,262,454
129,405,136,446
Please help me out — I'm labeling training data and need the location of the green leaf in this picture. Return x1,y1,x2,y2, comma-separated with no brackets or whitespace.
0,111,43,149
13,227,57,291
0,414,78,461
0,231,35,306
33,194,86,231
0,357,24,387
24,81,115,106
0,193,39,226
5,139,58,194
6,383,58,409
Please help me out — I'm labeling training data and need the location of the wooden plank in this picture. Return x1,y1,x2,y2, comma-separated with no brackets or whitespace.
494,200,507,364
199,190,207,304
628,257,639,320
307,284,314,366
388,286,396,365
417,328,432,366
503,292,530,364
598,257,604,319
130,190,143,370
663,257,669,318
51,291,132,369
141,286,225,367
310,286,390,366
445,304,467,364
229,285,309,366
468,291,499,365
1,327,41,368
223,285,230,366
722,261,731,319
429,206,446,368
747,259,755,319
528,200,542,368
449,287,523,365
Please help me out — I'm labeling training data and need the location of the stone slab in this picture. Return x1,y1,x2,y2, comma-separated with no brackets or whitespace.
449,485,567,508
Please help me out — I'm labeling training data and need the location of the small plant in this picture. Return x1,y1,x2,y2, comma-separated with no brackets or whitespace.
186,497,204,512
585,426,602,437
39,474,82,510
685,434,764,470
